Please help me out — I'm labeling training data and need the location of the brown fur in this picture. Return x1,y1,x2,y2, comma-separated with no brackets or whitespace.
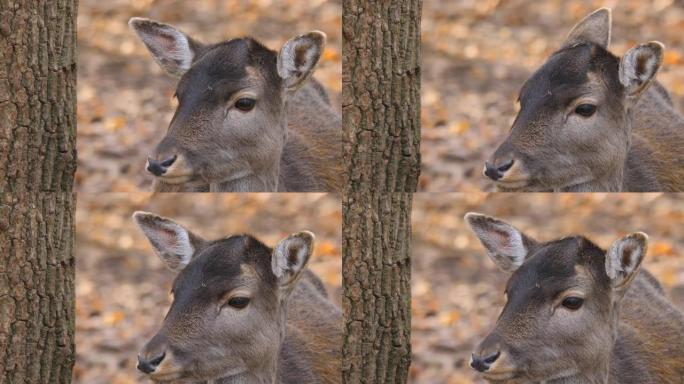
485,9,684,192
281,272,342,384
612,272,684,383
130,19,341,193
465,213,684,383
132,212,341,384
625,87,684,191
152,79,342,193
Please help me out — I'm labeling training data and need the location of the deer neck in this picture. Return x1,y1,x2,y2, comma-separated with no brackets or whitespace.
559,172,623,192
559,156,625,192
540,370,609,384
210,340,280,384
211,163,280,192
212,365,278,384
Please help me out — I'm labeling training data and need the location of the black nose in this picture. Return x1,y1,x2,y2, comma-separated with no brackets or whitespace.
137,352,166,374
471,351,500,372
484,159,514,181
147,155,177,177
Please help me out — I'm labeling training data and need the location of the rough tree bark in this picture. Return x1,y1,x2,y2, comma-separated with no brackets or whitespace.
342,1,421,383
0,1,77,382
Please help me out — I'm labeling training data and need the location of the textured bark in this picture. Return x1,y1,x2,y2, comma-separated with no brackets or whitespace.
0,1,77,382
342,1,421,383
342,0,421,192
0,0,78,194
0,192,76,383
342,193,413,384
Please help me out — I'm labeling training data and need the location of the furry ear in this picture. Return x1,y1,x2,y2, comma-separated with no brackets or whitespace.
129,17,203,77
562,8,612,49
272,231,315,289
619,42,664,99
133,211,204,272
464,213,537,273
605,232,648,290
277,31,326,91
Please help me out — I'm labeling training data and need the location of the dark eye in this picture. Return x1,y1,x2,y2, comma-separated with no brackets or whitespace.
234,98,256,112
574,104,596,117
227,297,250,309
561,297,584,310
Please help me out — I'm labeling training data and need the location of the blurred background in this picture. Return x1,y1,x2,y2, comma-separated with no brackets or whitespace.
419,0,684,192
410,193,684,383
73,193,341,383
76,0,341,193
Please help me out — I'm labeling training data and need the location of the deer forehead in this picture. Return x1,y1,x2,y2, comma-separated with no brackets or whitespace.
174,39,279,101
172,236,275,296
520,44,620,109
506,237,600,295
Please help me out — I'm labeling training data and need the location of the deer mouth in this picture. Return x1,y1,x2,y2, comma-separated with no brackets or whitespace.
145,156,194,184
493,177,531,190
155,172,194,184
484,158,535,191
143,365,185,382
478,368,518,382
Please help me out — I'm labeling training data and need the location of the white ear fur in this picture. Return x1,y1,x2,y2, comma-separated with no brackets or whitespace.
619,42,664,98
277,31,326,91
272,231,315,288
605,232,648,289
133,211,196,272
563,8,612,49
129,17,197,77
464,213,531,273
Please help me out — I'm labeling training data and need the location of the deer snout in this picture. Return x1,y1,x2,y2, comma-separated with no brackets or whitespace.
137,351,166,374
471,333,515,377
484,158,515,181
138,334,169,375
146,155,177,177
471,350,500,372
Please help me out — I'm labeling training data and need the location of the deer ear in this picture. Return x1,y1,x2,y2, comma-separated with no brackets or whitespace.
605,232,648,290
619,42,664,99
562,8,611,49
133,211,204,272
128,17,203,77
277,31,326,91
465,213,537,273
272,231,314,289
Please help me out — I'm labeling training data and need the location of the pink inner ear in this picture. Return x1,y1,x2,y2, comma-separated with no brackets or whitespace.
159,227,179,247
621,243,637,266
287,243,299,267
157,32,179,52
489,227,512,250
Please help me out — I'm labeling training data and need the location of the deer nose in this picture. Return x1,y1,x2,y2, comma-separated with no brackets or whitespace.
137,351,166,374
470,350,500,372
147,155,177,177
484,159,515,181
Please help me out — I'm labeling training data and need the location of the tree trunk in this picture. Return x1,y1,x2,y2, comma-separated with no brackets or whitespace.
0,0,77,194
0,193,76,383
0,1,77,382
342,1,421,383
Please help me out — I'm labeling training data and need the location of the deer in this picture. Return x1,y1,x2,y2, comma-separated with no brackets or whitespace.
464,212,684,384
483,8,684,192
128,18,342,192
132,212,341,384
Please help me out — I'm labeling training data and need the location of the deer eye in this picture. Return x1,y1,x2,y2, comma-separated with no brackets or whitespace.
561,296,584,310
574,104,596,117
234,98,256,112
227,297,250,309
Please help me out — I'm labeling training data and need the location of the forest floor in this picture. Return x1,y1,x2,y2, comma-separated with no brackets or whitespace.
73,194,342,383
75,0,341,193
410,193,684,383
419,0,684,192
